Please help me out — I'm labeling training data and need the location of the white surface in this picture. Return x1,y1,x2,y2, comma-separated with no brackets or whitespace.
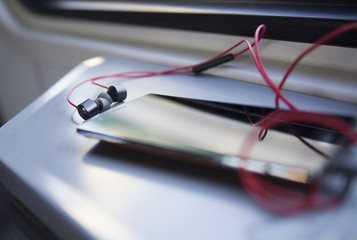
0,56,357,240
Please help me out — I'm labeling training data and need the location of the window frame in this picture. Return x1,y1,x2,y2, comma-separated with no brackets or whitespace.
19,0,357,47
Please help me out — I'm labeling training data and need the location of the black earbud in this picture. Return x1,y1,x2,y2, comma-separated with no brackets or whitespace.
76,85,127,120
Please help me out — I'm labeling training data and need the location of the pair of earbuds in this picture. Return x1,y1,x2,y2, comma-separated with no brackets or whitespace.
76,85,127,120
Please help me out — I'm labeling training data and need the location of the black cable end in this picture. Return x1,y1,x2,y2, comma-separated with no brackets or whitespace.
192,53,234,74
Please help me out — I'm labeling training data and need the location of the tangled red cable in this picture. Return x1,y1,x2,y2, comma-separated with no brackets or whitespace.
67,22,357,215
240,110,357,215
239,22,357,215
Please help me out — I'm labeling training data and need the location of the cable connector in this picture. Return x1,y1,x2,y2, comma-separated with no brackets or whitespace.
192,53,235,74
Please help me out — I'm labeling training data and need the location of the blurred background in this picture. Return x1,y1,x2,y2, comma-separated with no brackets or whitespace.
1,0,357,126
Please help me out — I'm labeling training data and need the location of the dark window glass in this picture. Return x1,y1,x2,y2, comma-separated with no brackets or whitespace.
20,0,357,47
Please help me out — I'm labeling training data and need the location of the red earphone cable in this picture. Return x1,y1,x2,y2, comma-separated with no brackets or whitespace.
239,110,357,215
275,22,357,108
66,28,266,108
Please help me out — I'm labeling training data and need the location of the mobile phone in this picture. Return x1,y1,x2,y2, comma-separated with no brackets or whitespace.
77,94,353,183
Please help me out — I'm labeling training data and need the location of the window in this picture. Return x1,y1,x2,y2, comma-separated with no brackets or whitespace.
20,0,357,47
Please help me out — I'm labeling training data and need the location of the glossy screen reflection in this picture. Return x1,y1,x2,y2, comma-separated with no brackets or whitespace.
77,94,350,183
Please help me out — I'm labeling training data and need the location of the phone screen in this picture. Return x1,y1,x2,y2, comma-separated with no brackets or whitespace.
77,94,352,183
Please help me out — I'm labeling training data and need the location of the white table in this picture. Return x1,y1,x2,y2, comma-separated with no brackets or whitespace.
0,56,356,240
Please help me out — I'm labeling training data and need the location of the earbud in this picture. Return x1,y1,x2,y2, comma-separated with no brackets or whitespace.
77,99,101,120
97,91,113,105
76,85,127,120
107,85,127,102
